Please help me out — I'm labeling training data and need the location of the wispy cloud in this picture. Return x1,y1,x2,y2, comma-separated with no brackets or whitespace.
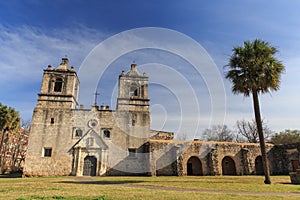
0,23,299,135
0,24,108,119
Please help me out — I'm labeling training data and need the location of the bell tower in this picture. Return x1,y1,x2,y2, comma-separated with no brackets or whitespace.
37,57,79,109
117,63,149,111
116,63,150,131
24,58,80,176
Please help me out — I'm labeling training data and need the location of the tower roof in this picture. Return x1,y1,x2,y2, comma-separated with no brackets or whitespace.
55,58,72,71
126,63,142,76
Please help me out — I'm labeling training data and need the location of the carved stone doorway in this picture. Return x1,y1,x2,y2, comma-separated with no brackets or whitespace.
83,156,97,176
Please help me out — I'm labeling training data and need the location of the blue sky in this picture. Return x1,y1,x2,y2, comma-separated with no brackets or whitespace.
0,0,299,138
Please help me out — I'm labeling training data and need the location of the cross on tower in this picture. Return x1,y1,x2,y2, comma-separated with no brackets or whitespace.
93,91,100,105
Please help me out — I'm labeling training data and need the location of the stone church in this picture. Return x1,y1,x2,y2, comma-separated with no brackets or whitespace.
24,58,300,177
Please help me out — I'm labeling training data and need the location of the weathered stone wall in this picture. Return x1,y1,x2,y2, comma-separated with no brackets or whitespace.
149,140,275,176
150,131,174,140
24,107,75,176
270,143,300,175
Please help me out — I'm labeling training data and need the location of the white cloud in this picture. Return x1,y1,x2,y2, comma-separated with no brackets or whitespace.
0,24,109,119
1,24,299,135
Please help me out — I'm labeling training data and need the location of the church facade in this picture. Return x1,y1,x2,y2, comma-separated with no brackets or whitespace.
23,58,300,177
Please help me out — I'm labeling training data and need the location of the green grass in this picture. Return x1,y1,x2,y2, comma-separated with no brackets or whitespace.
0,176,299,199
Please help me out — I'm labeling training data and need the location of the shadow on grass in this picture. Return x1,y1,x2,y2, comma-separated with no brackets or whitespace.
0,172,22,178
279,182,297,185
59,180,145,185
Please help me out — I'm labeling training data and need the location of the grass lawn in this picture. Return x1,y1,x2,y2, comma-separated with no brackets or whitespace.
0,175,300,200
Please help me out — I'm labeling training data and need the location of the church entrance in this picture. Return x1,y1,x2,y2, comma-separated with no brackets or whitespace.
187,156,203,175
255,156,264,175
222,156,236,175
83,156,97,176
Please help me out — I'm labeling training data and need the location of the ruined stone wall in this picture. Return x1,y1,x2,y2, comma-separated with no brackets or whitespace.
150,131,174,140
270,143,300,175
149,140,274,176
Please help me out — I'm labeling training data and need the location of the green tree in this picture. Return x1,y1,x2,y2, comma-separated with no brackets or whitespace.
225,39,285,184
0,103,20,172
271,130,300,145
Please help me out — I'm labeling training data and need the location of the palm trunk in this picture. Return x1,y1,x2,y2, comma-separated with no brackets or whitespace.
0,128,5,172
252,91,271,184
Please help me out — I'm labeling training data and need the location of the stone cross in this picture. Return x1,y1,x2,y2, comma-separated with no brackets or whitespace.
94,91,100,105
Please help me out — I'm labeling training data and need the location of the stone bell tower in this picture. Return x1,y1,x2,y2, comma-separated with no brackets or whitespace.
24,58,79,176
117,63,149,111
37,57,79,109
117,63,150,129
117,64,150,138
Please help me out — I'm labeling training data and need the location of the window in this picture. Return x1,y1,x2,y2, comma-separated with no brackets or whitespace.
75,129,83,137
103,130,110,138
50,118,54,124
88,119,98,128
128,148,136,157
130,86,139,97
132,120,136,126
44,148,52,157
54,78,63,92
87,137,94,147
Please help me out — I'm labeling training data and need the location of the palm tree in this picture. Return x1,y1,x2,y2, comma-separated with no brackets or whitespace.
225,39,285,184
0,103,20,172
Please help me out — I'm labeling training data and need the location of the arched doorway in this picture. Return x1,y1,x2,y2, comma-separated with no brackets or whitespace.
222,156,236,175
83,156,97,176
187,156,203,175
255,156,264,175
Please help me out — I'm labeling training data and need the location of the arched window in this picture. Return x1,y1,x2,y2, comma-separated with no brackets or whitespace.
130,85,139,97
87,137,94,147
54,78,63,92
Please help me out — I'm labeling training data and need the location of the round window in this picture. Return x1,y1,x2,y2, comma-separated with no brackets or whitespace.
88,119,98,128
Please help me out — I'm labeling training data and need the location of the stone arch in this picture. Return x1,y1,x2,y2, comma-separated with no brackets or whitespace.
83,156,97,176
130,83,139,97
222,156,236,175
54,77,63,92
255,156,264,175
187,156,203,176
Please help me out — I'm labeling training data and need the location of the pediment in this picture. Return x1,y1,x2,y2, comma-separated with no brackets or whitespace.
72,128,108,150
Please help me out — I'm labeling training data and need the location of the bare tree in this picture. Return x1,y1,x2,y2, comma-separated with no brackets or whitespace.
236,119,273,143
20,119,31,130
203,125,234,142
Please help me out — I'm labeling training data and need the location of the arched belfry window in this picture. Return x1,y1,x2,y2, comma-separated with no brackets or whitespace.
130,85,139,97
54,78,63,92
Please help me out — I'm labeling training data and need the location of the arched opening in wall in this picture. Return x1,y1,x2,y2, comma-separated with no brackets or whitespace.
187,156,203,176
255,156,264,175
83,156,97,176
291,160,299,172
54,78,63,92
130,85,139,97
222,156,236,175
